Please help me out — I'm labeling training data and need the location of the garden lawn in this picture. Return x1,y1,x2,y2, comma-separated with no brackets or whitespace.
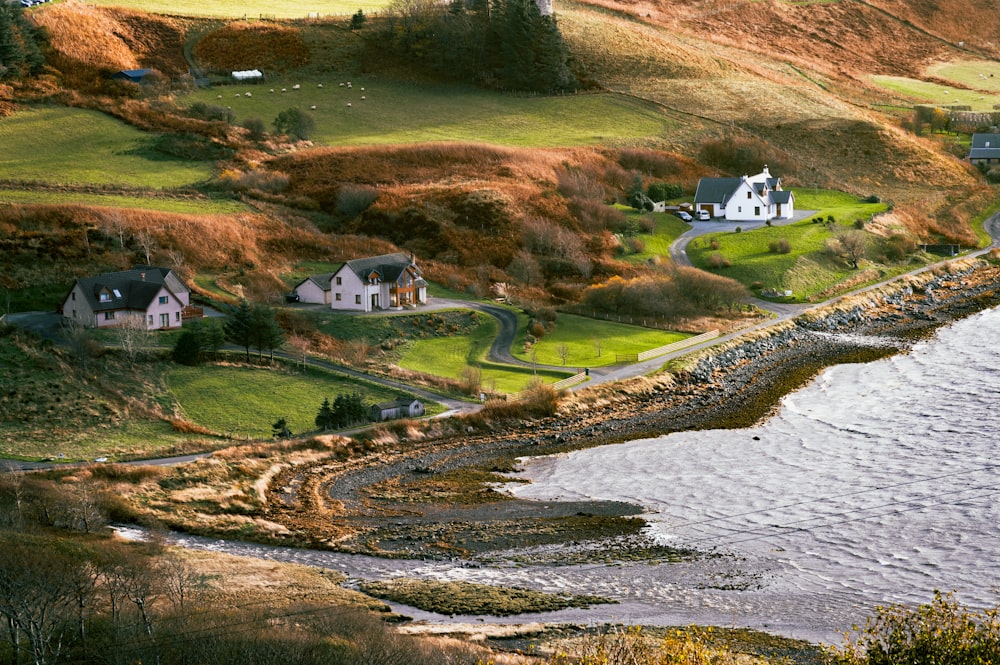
618,207,690,263
184,81,671,147
0,107,214,188
513,313,690,367
0,189,248,214
398,317,571,394
686,191,889,300
166,364,415,438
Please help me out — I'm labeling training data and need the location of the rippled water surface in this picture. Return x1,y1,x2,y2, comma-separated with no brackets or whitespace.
505,307,1000,642
157,309,1000,646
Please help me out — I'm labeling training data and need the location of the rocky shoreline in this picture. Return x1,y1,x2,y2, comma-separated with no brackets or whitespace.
264,259,1000,560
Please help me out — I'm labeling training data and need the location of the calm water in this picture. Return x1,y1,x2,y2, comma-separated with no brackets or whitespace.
504,306,1000,643
154,308,1000,646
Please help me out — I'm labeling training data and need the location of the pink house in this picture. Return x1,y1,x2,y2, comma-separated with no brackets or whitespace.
61,266,192,330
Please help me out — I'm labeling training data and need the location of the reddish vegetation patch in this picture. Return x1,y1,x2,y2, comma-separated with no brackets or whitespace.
193,22,310,73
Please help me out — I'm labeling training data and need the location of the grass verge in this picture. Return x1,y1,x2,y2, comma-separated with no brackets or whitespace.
0,189,248,214
514,312,690,367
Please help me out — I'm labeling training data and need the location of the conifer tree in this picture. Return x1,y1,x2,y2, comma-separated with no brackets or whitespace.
0,4,44,80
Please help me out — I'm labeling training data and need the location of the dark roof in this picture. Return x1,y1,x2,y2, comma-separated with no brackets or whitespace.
294,272,337,292
344,252,418,283
73,267,184,313
971,133,1000,149
113,69,154,82
771,190,793,204
374,397,421,411
694,177,742,204
969,148,1000,160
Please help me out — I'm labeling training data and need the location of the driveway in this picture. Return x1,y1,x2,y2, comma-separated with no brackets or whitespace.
668,210,817,268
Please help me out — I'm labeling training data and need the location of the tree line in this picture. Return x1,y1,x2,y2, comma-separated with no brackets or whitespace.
374,0,577,93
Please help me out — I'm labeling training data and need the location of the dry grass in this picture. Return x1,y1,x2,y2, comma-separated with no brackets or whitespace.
193,21,311,73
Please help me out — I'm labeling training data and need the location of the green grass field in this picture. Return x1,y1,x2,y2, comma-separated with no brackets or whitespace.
617,207,691,263
0,107,215,188
397,316,571,394
686,191,888,299
84,0,392,18
185,82,672,147
166,364,417,438
0,189,248,214
870,75,1000,111
513,312,690,367
926,60,1000,94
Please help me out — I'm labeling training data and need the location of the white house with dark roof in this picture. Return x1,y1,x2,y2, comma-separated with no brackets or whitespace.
693,166,794,222
969,133,1000,166
60,266,191,330
295,252,427,312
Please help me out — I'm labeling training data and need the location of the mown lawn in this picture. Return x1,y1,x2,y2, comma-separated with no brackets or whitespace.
184,81,672,147
616,207,691,263
513,312,690,367
398,316,570,394
0,107,215,187
685,191,893,300
166,364,418,438
0,189,248,214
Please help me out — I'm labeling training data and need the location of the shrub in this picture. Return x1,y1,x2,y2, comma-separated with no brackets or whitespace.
188,102,234,123
707,252,730,268
618,148,680,177
647,181,683,201
336,184,379,219
854,218,866,229
734,226,742,233
884,233,917,261
241,117,267,140
769,238,791,254
831,591,1000,665
709,238,720,250
864,194,881,203
273,107,316,140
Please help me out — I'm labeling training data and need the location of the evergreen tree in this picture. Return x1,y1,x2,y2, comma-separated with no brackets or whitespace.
250,303,284,360
272,417,291,439
200,317,226,357
315,397,335,430
224,300,255,361
172,328,202,365
0,4,44,80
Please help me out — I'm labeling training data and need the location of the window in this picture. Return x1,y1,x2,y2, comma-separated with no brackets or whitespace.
104,311,116,320
148,315,153,325
112,289,122,298
160,313,169,328
747,191,751,199
159,296,168,304
335,293,342,301
355,295,361,305
99,291,111,303
754,206,760,216
335,276,342,285
71,292,76,301
175,311,181,321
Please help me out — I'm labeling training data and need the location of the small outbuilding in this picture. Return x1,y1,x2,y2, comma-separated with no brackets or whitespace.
112,69,155,84
370,398,425,422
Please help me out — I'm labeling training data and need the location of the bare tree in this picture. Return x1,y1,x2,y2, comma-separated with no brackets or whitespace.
62,321,99,372
831,230,868,269
134,230,156,265
459,365,482,396
593,338,601,358
114,313,150,367
556,343,569,365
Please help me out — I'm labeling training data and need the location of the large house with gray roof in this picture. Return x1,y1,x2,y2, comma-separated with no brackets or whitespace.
693,166,794,222
61,266,192,330
293,252,427,312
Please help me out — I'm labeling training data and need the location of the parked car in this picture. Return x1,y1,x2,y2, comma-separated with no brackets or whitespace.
697,210,711,221
675,211,693,221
